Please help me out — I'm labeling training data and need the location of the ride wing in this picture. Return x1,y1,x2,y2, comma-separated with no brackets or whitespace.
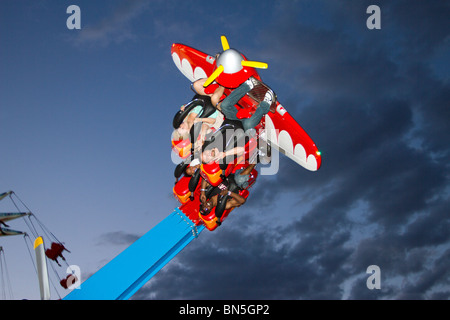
171,43,216,82
263,103,321,171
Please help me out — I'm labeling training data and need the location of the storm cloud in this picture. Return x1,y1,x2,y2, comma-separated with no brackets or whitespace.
130,0,450,300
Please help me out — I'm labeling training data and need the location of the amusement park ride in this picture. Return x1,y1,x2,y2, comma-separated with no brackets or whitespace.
1,36,321,300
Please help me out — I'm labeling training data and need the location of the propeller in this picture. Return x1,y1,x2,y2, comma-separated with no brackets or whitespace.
241,60,268,69
203,65,224,87
203,35,268,88
221,35,230,51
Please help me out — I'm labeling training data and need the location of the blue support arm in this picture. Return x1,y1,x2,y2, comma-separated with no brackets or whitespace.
63,208,203,300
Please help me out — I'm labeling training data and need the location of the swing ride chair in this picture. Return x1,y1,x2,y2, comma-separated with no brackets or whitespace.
0,190,76,299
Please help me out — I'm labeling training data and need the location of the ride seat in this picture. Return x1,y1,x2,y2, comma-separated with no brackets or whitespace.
173,176,192,204
172,139,191,159
199,189,250,231
200,162,223,186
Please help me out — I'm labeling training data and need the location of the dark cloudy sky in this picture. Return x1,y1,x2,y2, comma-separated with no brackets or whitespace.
1,0,449,300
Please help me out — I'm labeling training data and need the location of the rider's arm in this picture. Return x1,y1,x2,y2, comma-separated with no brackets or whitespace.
212,146,245,163
185,112,197,125
224,146,245,158
225,190,246,209
194,117,215,125
200,178,209,204
194,123,210,151
201,177,209,190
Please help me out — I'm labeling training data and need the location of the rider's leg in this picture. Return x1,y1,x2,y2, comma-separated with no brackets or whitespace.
241,90,274,131
220,78,257,120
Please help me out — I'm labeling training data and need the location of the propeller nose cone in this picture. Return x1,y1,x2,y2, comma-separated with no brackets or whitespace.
216,49,244,74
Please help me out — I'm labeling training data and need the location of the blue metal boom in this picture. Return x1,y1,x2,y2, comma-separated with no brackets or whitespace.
63,208,203,300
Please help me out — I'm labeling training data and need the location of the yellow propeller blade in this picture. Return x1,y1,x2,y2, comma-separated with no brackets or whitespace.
241,60,268,69
203,65,224,87
221,35,230,51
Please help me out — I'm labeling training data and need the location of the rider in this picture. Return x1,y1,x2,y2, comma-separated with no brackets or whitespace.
172,95,225,157
220,77,274,132
0,220,9,235
200,188,246,221
182,158,201,177
174,100,224,138
192,77,225,108
199,175,247,225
